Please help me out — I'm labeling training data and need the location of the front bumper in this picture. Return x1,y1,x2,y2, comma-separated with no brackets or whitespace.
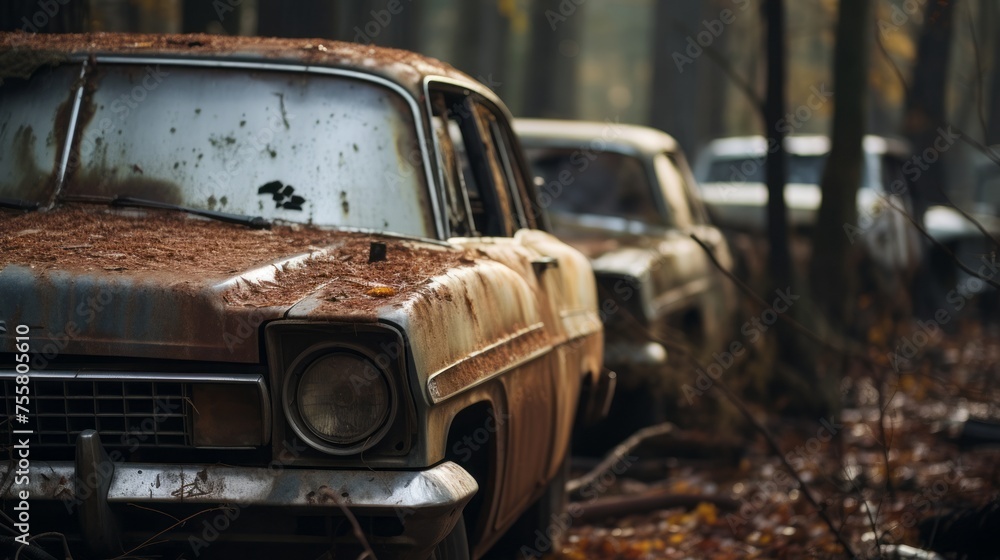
1,431,477,560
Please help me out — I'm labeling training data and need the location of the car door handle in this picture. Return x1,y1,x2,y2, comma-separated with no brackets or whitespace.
531,256,559,274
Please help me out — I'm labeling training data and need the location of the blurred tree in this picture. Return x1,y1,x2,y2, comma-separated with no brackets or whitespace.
88,0,180,33
258,0,334,38
1,0,89,32
903,0,958,212
985,0,1000,146
763,0,835,414
763,0,791,292
330,1,421,51
521,0,581,118
811,0,872,331
183,0,238,34
649,0,703,153
451,0,509,93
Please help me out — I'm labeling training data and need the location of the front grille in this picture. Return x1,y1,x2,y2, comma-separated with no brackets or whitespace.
0,376,192,450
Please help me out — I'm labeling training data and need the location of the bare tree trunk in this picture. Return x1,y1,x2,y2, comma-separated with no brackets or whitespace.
903,0,958,212
811,0,872,329
986,0,1000,146
521,0,581,118
452,0,509,93
763,0,791,290
763,0,833,414
649,0,702,152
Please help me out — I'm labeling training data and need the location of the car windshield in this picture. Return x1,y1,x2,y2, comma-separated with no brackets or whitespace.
0,62,435,237
525,147,662,225
703,153,878,189
704,154,829,185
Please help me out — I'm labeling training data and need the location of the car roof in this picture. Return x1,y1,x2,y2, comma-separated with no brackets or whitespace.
514,118,681,157
700,134,910,158
0,31,481,99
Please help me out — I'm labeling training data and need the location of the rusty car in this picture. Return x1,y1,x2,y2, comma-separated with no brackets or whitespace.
515,119,737,445
0,32,611,560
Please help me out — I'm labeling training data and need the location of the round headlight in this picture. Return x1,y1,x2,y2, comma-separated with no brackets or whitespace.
289,352,393,450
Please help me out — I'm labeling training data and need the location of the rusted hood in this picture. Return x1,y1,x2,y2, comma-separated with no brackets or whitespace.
0,205,466,363
287,230,600,404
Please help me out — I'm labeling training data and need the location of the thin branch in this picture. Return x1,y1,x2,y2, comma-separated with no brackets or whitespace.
881,196,1000,290
111,506,232,560
845,474,882,552
670,20,766,115
876,381,896,498
318,487,378,560
711,379,859,558
689,234,871,363
26,532,73,560
874,16,999,167
566,422,676,498
926,180,1000,251
874,22,1000,250
621,308,859,556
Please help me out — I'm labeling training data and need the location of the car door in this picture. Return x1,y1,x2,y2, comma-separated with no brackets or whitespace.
653,151,736,350
427,87,599,544
473,102,601,487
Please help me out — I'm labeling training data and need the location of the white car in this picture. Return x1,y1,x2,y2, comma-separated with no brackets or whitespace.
694,135,922,274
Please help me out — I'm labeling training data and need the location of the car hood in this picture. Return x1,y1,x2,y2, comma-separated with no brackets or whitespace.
549,225,675,314
550,225,663,274
0,205,475,364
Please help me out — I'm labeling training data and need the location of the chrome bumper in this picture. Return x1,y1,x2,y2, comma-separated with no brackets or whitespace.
2,431,477,560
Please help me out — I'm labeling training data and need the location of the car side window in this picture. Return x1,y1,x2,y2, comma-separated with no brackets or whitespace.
429,90,513,237
466,103,519,233
669,152,711,225
430,94,474,237
653,153,695,228
474,103,531,230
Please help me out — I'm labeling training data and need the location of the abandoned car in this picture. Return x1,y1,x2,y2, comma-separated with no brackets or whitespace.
693,135,923,277
516,119,737,441
0,33,611,560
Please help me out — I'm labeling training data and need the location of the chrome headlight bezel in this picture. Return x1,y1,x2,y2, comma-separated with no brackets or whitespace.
282,342,398,456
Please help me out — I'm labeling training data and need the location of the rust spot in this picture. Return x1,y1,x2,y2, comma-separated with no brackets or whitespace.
366,286,395,298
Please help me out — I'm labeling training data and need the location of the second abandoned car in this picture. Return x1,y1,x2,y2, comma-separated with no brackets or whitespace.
516,119,737,442
0,33,610,560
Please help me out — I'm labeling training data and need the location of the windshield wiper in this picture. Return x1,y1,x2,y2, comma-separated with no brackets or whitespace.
0,197,40,211
111,196,271,230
